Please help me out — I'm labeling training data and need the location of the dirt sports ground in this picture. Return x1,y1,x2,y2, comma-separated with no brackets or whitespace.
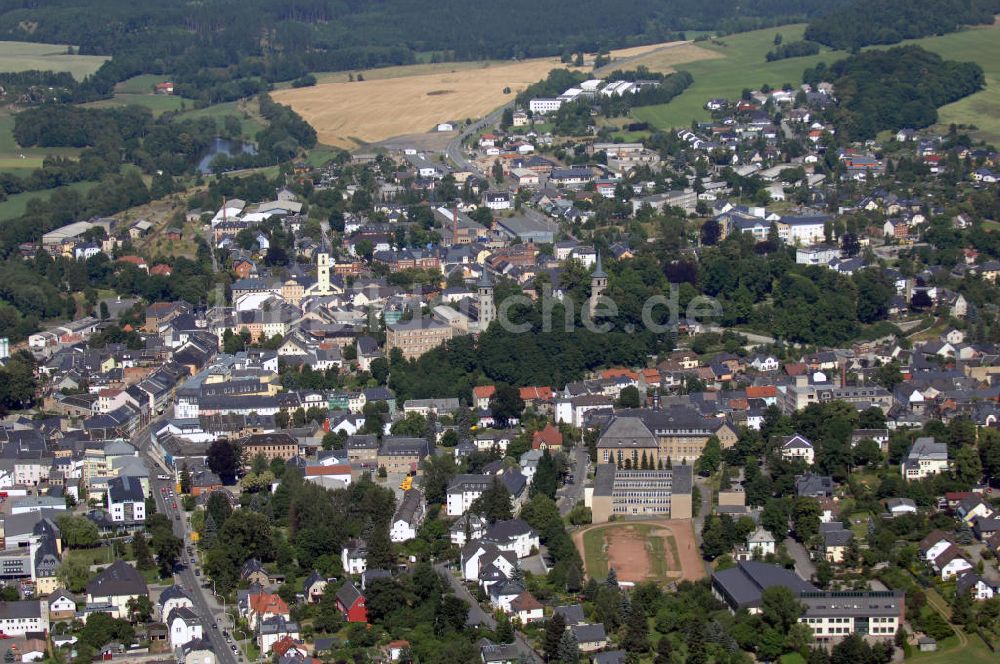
573,520,705,586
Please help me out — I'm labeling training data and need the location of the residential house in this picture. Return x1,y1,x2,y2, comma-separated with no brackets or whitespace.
84,560,148,620
902,437,948,480
780,434,815,465
335,582,367,623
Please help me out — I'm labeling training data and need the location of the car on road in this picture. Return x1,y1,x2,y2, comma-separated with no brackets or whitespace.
172,502,177,509
222,631,229,638
230,645,238,653
194,570,200,576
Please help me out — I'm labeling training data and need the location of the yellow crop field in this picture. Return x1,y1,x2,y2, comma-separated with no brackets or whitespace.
272,39,696,148
272,57,575,148
614,42,724,73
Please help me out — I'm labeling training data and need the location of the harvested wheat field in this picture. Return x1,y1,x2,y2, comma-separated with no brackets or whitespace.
273,58,574,148
618,42,724,74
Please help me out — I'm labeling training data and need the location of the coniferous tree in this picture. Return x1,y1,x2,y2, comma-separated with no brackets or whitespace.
543,613,567,662
557,629,580,664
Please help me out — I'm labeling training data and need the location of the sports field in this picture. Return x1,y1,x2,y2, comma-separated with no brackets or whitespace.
0,40,107,79
574,520,704,585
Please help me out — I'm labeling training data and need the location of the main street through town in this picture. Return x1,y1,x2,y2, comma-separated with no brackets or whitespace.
138,412,243,664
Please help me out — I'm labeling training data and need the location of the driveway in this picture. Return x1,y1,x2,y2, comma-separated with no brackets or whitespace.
434,563,541,662
783,536,817,580
557,447,589,516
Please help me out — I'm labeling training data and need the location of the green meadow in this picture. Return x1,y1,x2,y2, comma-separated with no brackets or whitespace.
0,40,107,79
632,21,1000,144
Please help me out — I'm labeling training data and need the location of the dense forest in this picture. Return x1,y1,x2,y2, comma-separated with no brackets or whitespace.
0,0,844,102
804,46,985,140
804,0,1000,50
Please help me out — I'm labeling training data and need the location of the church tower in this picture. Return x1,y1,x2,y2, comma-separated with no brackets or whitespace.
317,252,331,294
588,252,607,317
477,269,496,331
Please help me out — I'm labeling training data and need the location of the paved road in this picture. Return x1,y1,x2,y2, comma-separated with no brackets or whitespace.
435,563,542,662
556,447,589,516
783,536,817,581
444,105,510,175
149,475,242,664
134,404,241,664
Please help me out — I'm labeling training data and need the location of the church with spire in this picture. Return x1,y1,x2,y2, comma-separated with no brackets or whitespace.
430,266,497,335
588,252,608,317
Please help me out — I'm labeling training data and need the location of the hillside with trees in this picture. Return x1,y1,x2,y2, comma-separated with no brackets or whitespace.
0,0,844,102
804,46,985,140
804,0,1000,50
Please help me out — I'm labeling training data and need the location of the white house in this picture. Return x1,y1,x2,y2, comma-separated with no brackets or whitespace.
450,514,487,547
930,544,973,580
748,355,780,373
483,519,539,559
510,591,544,623
902,437,948,480
84,560,148,620
341,540,367,575
157,585,194,622
446,475,493,516
390,489,425,543
957,572,998,601
747,527,776,557
47,590,78,621
168,607,203,648
0,601,49,637
780,434,815,465
485,192,512,211
107,475,146,523
259,616,300,653
461,542,517,583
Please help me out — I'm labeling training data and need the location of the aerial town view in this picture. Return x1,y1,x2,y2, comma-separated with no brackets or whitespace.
0,0,998,663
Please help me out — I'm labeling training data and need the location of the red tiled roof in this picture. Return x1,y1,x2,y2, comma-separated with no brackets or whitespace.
746,386,777,399
784,363,808,376
532,424,563,448
601,368,639,380
249,593,288,617
519,386,552,401
305,465,352,476
473,385,496,399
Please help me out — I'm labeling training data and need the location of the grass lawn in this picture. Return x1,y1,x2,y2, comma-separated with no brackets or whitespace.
305,146,346,167
66,545,114,567
115,74,171,95
0,112,83,170
83,93,185,116
0,40,107,79
779,654,807,664
175,100,264,137
910,632,996,664
0,179,98,221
